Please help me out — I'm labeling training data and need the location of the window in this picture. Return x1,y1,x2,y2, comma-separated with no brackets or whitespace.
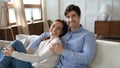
8,1,16,24
23,0,42,22
7,0,42,25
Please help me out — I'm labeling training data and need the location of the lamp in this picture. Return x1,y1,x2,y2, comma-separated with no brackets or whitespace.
99,4,111,21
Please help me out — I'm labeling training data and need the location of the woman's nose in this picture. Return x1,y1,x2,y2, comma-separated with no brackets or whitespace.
53,28,57,31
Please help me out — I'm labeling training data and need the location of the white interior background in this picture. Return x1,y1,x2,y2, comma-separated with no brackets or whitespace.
46,0,120,33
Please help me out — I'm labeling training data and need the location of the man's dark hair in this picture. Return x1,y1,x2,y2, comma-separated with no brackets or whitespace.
64,4,81,16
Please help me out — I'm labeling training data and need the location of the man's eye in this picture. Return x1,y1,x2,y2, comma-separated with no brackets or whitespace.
66,16,70,19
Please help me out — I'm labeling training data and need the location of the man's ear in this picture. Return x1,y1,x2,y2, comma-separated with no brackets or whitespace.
79,16,81,20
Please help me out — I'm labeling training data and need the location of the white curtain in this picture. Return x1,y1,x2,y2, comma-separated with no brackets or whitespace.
13,0,29,34
41,0,49,32
0,2,15,40
0,2,9,28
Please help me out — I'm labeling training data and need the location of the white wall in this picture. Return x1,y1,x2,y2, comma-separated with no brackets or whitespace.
60,0,120,33
46,0,120,33
46,0,59,21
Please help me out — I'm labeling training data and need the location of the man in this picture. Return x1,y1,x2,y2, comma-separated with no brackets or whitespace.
27,4,96,68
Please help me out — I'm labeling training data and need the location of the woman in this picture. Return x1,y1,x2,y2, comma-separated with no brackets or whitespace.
0,19,68,68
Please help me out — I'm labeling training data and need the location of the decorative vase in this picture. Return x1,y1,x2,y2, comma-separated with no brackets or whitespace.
100,13,109,21
99,4,111,21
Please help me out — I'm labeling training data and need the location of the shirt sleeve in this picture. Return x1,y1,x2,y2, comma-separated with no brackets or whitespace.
61,32,96,65
27,32,50,49
50,37,62,45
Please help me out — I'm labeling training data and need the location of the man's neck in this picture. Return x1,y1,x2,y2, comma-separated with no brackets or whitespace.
70,25,80,32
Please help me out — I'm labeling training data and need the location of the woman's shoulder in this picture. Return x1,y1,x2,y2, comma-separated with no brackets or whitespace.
51,37,61,44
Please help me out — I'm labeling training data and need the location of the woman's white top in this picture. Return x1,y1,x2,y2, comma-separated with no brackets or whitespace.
12,37,61,68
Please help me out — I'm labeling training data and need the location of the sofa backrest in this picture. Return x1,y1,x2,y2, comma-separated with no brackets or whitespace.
16,34,39,48
89,40,120,68
2,34,120,68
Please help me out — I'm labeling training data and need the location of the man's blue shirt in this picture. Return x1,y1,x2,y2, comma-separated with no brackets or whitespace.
57,26,96,68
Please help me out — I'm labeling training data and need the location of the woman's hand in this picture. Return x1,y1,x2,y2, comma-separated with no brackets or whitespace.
50,43,63,55
3,45,14,56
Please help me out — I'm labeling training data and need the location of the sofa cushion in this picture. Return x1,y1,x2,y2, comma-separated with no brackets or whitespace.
0,38,29,49
89,40,120,68
16,34,39,48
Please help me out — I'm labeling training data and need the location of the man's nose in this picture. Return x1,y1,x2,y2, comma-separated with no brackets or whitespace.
69,17,73,21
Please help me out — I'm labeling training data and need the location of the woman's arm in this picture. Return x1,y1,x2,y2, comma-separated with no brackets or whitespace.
4,37,61,63
11,50,54,63
3,44,55,63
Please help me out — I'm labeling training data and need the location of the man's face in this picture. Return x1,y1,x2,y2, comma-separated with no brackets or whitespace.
65,10,81,29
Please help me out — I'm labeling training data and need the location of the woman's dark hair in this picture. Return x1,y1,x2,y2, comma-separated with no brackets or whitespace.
55,19,68,37
42,19,68,40
64,4,81,16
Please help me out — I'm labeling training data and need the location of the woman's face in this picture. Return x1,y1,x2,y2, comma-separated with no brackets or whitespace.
49,21,63,39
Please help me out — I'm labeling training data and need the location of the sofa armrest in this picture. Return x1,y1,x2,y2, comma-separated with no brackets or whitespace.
89,40,120,68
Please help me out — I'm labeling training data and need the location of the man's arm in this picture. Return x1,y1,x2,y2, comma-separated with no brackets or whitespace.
26,32,50,53
62,32,96,64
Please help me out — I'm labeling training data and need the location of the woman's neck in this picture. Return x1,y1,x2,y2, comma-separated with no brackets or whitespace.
50,36,54,40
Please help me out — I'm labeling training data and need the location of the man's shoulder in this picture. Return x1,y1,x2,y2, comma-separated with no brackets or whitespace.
82,28,94,36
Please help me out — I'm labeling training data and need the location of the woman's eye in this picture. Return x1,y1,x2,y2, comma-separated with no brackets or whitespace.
57,27,62,30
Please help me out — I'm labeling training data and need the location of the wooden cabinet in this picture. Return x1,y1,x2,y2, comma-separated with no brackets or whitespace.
0,26,18,41
95,21,120,36
28,22,43,35
0,22,44,41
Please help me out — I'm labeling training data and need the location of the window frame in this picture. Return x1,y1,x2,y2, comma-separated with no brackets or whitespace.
7,0,42,25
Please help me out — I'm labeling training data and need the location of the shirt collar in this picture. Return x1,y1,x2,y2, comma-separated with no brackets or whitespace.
68,24,84,33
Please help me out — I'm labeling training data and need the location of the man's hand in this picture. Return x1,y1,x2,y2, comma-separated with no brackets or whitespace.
50,43,63,55
26,48,32,54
